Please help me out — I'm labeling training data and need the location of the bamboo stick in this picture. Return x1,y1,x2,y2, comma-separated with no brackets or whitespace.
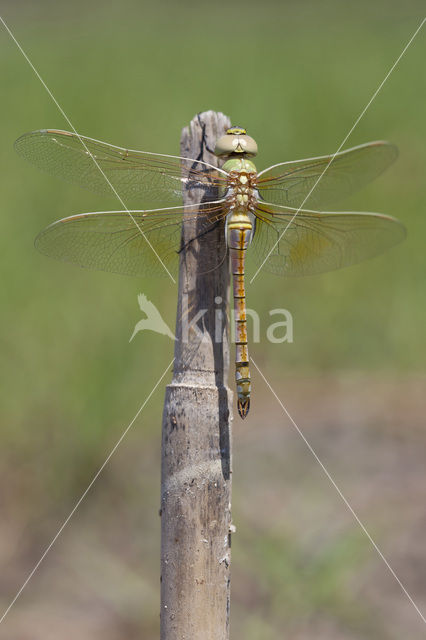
160,111,233,640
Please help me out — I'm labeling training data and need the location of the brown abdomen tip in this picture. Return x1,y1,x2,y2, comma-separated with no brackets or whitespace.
238,398,250,419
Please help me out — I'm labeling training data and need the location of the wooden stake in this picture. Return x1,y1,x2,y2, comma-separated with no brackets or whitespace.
160,111,233,640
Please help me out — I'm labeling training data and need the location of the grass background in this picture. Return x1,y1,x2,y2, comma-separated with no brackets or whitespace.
1,1,425,638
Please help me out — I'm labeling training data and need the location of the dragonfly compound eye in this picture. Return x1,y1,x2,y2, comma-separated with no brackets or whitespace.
214,129,258,157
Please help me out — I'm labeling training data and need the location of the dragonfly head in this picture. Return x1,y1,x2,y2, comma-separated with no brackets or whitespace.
214,126,258,158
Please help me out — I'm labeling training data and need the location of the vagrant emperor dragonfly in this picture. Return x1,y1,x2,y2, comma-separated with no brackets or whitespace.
15,126,405,418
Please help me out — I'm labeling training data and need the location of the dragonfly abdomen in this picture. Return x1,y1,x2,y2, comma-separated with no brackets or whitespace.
228,214,253,419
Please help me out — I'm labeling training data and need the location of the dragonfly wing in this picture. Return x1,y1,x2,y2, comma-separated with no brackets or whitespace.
256,141,398,209
249,201,406,277
15,129,228,207
35,201,228,277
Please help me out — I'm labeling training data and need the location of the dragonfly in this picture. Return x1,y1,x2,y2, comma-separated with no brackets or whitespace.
15,126,405,418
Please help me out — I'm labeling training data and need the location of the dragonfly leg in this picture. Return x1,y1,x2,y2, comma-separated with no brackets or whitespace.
178,219,222,254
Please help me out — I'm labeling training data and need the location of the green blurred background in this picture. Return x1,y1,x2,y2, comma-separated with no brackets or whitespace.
1,1,425,638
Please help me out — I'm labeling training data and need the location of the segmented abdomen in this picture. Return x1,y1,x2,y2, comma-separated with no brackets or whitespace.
228,223,252,419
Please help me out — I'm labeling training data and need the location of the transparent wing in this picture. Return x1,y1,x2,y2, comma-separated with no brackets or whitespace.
15,129,228,207
35,201,228,277
249,201,406,277
256,141,398,210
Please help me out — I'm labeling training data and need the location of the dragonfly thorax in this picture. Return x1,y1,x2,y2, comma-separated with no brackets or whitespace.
225,166,257,251
222,156,257,174
224,166,258,214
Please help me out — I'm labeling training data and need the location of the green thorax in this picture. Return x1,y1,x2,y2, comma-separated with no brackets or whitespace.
222,157,257,174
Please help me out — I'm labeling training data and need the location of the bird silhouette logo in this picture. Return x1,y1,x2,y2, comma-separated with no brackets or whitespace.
129,294,175,343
